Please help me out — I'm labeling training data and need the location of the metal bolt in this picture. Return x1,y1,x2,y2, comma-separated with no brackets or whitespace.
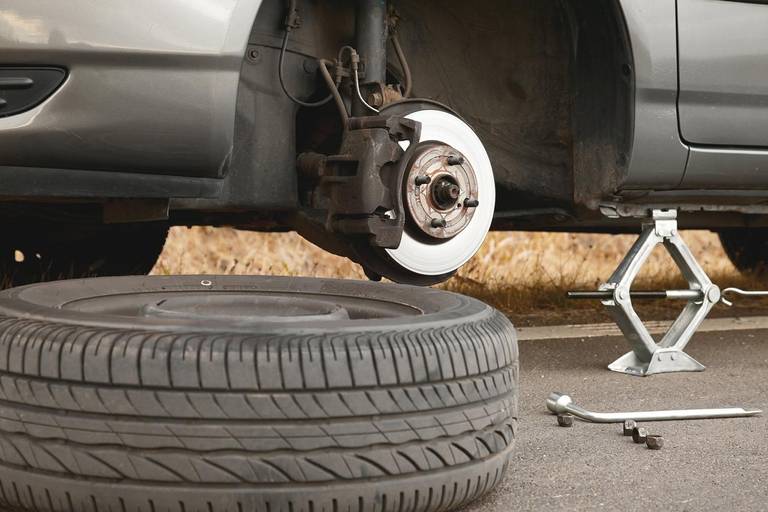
414,175,431,186
447,155,464,166
368,92,384,108
247,49,262,63
464,198,480,208
622,419,637,436
646,434,664,450
632,426,648,444
431,218,447,228
707,286,721,304
557,414,574,427
303,59,318,74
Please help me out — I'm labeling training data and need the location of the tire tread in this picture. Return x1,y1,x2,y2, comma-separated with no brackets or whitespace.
0,288,518,512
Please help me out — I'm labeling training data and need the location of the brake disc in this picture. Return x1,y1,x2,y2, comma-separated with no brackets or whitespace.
380,103,495,280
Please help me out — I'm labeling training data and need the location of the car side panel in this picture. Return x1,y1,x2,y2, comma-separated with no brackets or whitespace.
0,0,262,178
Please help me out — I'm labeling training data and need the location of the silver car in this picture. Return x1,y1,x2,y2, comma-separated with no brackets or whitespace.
0,0,766,286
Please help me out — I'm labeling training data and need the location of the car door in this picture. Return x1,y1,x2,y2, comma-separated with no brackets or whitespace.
677,0,768,188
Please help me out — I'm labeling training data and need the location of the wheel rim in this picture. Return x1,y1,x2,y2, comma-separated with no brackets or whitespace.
63,289,422,323
141,294,352,324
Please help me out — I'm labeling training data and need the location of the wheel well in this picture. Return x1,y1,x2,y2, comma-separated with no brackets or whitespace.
567,0,634,210
222,0,633,217
393,0,633,212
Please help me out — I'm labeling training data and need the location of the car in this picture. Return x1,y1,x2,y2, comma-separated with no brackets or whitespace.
2,0,767,286
1,2,764,510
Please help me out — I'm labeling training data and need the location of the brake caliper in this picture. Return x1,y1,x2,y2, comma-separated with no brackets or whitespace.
298,115,420,249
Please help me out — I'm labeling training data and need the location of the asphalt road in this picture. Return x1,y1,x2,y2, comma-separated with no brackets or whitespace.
465,328,768,511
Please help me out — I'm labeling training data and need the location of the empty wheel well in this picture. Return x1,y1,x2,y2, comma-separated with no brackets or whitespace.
393,0,633,213
222,0,632,221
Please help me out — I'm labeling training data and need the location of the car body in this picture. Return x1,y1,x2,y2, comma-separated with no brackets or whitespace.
1,0,767,285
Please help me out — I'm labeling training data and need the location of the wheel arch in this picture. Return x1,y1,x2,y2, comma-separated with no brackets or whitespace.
567,0,635,209
378,0,634,213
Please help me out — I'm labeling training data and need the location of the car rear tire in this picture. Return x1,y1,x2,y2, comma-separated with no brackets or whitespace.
0,222,168,287
0,275,518,512
719,229,768,276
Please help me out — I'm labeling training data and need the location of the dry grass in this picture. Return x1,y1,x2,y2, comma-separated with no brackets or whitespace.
153,227,765,325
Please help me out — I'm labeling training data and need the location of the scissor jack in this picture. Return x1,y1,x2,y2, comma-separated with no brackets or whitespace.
569,209,725,376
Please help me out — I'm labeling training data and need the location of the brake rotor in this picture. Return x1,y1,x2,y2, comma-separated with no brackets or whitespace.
385,108,495,277
348,102,495,285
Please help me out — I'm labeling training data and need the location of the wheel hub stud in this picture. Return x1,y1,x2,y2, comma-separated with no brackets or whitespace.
464,198,480,208
431,218,447,228
447,155,464,166
414,175,431,186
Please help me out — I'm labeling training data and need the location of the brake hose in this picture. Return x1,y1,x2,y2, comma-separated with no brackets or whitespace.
390,32,412,98
277,1,334,108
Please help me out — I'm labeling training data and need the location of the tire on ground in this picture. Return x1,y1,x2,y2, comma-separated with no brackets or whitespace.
0,275,518,512
0,222,168,287
719,228,768,276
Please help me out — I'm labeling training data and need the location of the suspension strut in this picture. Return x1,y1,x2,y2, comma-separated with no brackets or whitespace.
353,0,388,115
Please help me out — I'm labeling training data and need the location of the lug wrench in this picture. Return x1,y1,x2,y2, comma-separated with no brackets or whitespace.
546,392,762,423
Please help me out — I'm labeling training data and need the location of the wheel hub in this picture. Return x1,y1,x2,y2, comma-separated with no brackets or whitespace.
404,142,479,240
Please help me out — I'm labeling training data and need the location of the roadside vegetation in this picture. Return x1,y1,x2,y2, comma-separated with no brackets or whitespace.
154,228,764,325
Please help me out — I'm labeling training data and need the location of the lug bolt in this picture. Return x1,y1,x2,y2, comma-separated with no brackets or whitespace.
447,155,464,166
557,413,574,427
646,434,664,450
414,175,431,186
464,198,480,208
431,218,447,228
622,420,637,436
632,426,649,444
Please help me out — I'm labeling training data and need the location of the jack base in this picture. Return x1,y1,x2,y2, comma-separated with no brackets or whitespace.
608,349,706,377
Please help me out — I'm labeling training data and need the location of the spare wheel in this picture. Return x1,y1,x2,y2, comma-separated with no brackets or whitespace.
0,275,518,512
